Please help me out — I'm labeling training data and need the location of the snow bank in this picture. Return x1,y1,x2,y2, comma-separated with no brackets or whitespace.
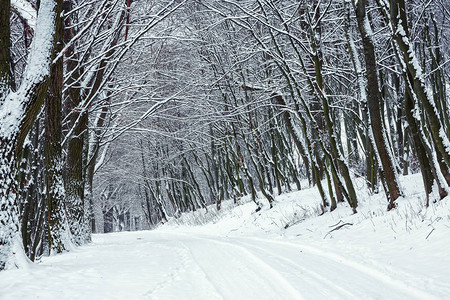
164,174,448,238
161,173,450,297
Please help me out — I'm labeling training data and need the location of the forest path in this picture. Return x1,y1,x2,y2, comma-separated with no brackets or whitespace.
0,230,440,300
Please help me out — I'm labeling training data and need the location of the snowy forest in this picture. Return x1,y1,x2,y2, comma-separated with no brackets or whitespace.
1,0,450,291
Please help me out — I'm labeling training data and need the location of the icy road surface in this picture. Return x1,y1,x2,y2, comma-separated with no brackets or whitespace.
0,229,441,300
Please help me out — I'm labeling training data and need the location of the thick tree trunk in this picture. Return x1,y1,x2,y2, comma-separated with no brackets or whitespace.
44,0,69,253
0,137,23,270
0,2,15,270
63,0,89,245
0,0,10,101
1,0,58,270
355,0,402,209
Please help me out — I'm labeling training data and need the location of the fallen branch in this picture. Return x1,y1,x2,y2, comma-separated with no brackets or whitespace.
324,223,353,239
329,220,344,227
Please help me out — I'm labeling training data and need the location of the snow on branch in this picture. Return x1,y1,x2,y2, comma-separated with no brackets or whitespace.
0,0,55,137
11,0,37,31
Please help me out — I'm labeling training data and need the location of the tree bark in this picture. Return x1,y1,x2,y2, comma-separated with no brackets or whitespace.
44,0,69,253
1,0,58,270
355,0,402,209
63,0,89,245
0,0,10,101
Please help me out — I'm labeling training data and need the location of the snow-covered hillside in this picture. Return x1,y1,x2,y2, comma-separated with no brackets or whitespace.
1,173,449,299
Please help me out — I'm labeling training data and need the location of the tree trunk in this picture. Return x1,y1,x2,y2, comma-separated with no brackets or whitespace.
44,0,69,253
63,0,89,245
1,0,58,269
0,0,10,100
355,0,402,209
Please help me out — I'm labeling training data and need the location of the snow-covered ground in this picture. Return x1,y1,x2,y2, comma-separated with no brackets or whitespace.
1,173,450,299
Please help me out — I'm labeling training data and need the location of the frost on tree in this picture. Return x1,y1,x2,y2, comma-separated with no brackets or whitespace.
0,0,58,270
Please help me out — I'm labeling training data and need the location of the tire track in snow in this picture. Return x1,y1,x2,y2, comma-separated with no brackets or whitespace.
231,236,439,300
176,233,305,300
178,241,226,300
225,239,360,299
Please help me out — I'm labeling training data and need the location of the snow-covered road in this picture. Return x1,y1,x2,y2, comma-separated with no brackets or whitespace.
0,229,441,300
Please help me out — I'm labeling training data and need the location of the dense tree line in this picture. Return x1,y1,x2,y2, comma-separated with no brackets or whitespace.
127,0,450,225
1,0,449,270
